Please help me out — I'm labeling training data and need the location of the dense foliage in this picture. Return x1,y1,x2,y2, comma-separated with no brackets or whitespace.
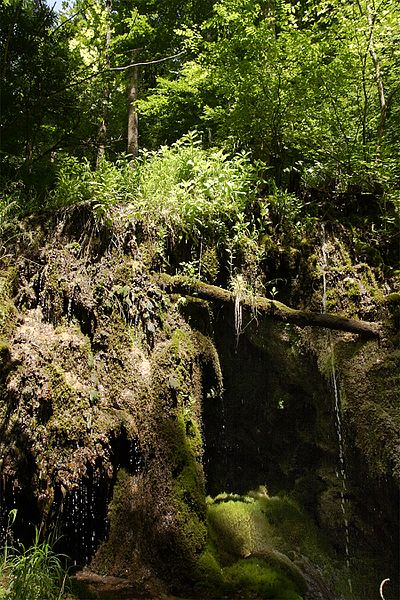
0,5,399,598
0,0,399,266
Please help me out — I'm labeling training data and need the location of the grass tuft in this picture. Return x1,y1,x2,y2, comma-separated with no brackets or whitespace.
0,514,70,600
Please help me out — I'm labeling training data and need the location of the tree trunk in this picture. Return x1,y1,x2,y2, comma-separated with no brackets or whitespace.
96,0,112,167
127,65,139,163
25,104,33,173
96,109,109,166
155,274,381,339
366,5,387,149
1,1,22,79
357,1,387,156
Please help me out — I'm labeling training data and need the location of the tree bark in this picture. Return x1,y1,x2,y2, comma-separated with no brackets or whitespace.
96,0,112,167
1,1,22,79
356,1,387,155
127,64,139,163
366,3,387,150
155,274,381,339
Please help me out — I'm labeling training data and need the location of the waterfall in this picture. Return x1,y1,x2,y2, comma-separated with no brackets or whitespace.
321,225,353,597
58,435,143,567
220,391,228,478
59,470,110,567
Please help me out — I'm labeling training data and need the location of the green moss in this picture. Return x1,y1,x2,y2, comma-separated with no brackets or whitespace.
223,558,303,599
168,411,207,553
45,364,81,410
203,490,342,598
384,292,400,305
207,496,261,559
195,545,304,599
195,543,224,594
105,469,130,537
200,246,219,282
0,266,18,296
6,213,396,599
42,266,67,324
170,327,196,358
258,495,332,563
93,469,140,575
343,278,362,300
0,338,10,362
301,235,387,319
0,268,18,336
332,339,400,480
165,402,207,570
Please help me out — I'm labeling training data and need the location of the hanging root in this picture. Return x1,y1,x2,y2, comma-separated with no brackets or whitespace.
229,274,246,348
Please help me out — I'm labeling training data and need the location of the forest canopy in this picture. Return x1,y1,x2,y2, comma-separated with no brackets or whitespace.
0,0,399,265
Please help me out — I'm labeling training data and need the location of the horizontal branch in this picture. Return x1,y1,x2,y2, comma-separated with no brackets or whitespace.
155,274,381,339
47,49,186,98
109,50,186,72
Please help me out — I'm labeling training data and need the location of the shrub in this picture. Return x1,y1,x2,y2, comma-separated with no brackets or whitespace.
49,154,138,216
133,132,258,244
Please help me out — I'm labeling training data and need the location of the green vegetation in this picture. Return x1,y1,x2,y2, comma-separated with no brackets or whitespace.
194,488,343,599
196,548,304,600
0,513,69,600
1,0,399,268
0,1,399,599
49,134,259,241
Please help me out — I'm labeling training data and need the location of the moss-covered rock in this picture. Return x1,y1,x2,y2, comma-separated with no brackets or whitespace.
0,210,397,600
194,490,346,599
0,228,218,591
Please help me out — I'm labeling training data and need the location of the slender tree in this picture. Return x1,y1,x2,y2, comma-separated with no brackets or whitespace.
96,0,113,165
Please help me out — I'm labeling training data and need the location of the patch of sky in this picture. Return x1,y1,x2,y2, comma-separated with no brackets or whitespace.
47,0,71,13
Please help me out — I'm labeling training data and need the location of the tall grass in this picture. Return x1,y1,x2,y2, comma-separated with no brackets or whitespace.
43,133,263,281
132,133,258,242
0,513,69,600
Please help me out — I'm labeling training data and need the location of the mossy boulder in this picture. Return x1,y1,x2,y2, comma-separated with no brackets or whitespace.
194,490,345,599
0,230,223,592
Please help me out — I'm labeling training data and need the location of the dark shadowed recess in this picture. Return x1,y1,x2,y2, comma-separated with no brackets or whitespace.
0,430,144,569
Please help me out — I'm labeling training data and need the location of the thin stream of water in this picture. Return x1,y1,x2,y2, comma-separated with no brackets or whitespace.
0,482,6,546
234,294,242,350
321,226,353,596
331,351,352,594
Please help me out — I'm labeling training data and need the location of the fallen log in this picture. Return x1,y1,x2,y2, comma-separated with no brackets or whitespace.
155,274,381,339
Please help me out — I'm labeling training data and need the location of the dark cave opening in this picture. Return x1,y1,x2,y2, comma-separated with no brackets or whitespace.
200,307,400,597
0,431,145,569
202,306,324,499
53,432,144,568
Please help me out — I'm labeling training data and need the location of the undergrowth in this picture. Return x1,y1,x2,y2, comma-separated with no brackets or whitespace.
1,133,308,289
48,132,262,252
0,511,70,600
1,132,396,285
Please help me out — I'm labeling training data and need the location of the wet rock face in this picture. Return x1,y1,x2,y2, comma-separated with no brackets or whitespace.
0,218,398,598
0,234,216,582
202,307,399,599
